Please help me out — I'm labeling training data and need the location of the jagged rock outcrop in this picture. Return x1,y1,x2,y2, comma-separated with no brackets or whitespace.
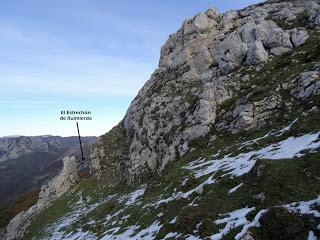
4,156,78,240
290,68,320,99
91,0,320,183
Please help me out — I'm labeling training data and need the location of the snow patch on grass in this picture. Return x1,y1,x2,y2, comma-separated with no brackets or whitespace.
308,231,317,240
186,132,320,179
210,207,255,240
101,220,162,240
123,186,146,206
228,183,244,194
163,232,179,239
235,209,268,240
283,196,320,218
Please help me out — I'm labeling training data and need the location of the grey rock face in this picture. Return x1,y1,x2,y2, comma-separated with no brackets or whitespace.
291,28,310,47
216,94,282,134
215,31,249,74
246,40,269,65
38,156,78,200
193,12,217,33
91,0,320,183
314,10,320,26
291,70,320,99
270,46,292,56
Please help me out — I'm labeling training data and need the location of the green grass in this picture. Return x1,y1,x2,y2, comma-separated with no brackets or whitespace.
23,132,320,239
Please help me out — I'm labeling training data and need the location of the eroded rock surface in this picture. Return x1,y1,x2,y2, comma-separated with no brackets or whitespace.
91,0,320,183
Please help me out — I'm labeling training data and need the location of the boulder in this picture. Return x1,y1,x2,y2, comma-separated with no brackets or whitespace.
193,13,217,33
220,10,239,31
291,70,320,99
256,20,292,49
206,7,221,21
214,32,248,73
246,40,269,65
291,28,309,47
270,46,292,56
183,125,210,140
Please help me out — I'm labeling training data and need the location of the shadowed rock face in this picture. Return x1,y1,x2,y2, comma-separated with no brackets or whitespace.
0,136,96,205
91,0,320,183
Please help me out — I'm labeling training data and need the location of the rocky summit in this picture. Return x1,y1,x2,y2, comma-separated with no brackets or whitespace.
2,0,320,239
90,0,320,183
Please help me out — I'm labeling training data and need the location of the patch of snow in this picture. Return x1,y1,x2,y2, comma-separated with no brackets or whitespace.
194,222,202,234
308,231,317,240
228,183,244,194
40,194,117,239
123,186,146,206
186,132,320,180
189,196,200,206
240,131,271,149
103,209,124,224
185,234,201,240
150,132,320,209
187,152,256,178
210,207,255,240
101,220,162,240
149,175,216,207
63,231,97,240
102,226,136,240
163,232,179,239
182,175,215,198
235,209,268,240
169,217,177,224
157,212,164,217
284,196,320,218
240,118,299,148
276,118,299,136
261,132,320,159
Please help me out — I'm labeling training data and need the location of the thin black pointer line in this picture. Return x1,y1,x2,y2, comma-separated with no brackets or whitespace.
76,122,85,161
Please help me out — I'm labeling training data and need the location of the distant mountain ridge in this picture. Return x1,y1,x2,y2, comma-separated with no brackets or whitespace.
0,135,96,207
0,135,96,163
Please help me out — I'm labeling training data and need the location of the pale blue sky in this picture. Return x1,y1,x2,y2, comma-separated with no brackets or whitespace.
0,0,263,137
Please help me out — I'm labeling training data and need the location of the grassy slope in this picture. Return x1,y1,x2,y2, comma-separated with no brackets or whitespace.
23,113,320,239
22,30,320,239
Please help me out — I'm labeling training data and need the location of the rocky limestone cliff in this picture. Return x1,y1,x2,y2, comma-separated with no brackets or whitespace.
91,0,320,183
3,156,79,240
